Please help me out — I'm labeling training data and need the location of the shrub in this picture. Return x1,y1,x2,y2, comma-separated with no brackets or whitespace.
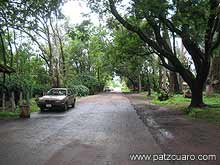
157,89,169,101
32,85,50,97
72,85,90,96
71,74,104,95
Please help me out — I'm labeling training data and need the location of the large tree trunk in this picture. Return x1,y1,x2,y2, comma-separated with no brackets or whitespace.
190,81,204,107
189,62,210,107
146,69,151,96
97,67,100,81
163,28,180,94
11,92,16,112
19,91,23,104
26,91,30,106
207,56,220,94
152,67,158,91
53,59,61,88
158,66,163,89
178,74,184,93
2,93,6,111
169,71,180,94
138,74,142,93
108,0,217,108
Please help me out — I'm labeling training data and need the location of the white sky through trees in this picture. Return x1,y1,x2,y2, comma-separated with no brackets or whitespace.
61,0,193,73
61,0,131,25
61,0,99,25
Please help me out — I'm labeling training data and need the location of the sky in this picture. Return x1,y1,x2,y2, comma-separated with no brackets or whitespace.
61,0,131,25
61,1,191,71
61,0,100,25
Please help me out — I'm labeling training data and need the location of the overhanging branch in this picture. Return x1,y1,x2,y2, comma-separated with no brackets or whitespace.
158,55,176,72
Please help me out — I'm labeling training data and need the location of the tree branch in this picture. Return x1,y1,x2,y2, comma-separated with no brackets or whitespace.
108,0,162,53
108,0,195,86
158,55,176,72
205,0,220,55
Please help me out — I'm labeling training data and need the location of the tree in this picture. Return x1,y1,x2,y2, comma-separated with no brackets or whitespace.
207,49,220,94
0,0,62,110
0,0,62,87
105,24,156,92
88,0,220,107
65,21,111,93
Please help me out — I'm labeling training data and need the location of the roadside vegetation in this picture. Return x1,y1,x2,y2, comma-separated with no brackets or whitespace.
0,98,40,118
1,1,220,121
150,93,220,123
0,111,19,118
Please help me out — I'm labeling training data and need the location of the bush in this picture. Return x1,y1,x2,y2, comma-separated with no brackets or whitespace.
72,85,90,96
71,74,104,95
157,89,169,101
32,85,50,97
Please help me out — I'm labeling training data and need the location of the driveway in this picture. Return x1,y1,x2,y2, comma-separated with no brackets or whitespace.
0,93,164,165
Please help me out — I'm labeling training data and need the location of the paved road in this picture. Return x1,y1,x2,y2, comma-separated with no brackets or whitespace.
0,94,165,165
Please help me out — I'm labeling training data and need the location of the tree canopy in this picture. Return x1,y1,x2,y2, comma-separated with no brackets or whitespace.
87,0,220,107
1,0,220,110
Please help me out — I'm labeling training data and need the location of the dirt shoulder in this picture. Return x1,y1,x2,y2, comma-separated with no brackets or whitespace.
125,93,220,165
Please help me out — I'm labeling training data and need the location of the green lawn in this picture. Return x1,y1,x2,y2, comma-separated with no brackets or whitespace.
0,111,19,118
150,93,220,123
0,98,40,118
152,94,191,109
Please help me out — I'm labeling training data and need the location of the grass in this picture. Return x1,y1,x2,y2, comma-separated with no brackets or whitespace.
151,93,220,123
188,107,220,123
0,98,40,118
0,111,19,118
152,94,191,109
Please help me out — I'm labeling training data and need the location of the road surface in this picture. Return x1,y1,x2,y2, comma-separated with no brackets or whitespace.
0,94,165,165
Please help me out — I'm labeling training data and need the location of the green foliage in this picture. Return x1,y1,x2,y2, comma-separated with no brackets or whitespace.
157,89,169,101
68,20,93,42
152,94,220,107
32,85,50,97
204,94,220,105
0,98,41,118
132,0,209,44
3,48,50,96
88,0,220,107
16,98,40,113
29,98,40,113
152,94,220,122
172,0,209,43
0,0,62,29
65,23,112,92
72,85,90,96
72,74,104,95
0,111,19,118
121,83,130,92
152,94,191,107
105,25,158,91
